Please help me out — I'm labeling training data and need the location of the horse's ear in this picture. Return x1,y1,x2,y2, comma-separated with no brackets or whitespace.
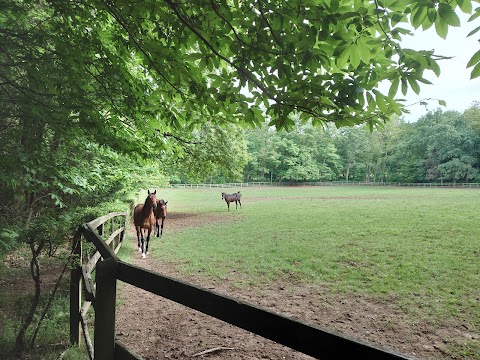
165,201,168,205
148,190,151,195
154,190,156,194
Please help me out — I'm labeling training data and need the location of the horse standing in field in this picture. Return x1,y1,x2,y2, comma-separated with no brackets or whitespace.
133,190,157,258
154,199,168,237
221,191,242,211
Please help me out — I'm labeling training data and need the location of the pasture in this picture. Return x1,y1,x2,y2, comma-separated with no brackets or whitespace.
130,185,480,359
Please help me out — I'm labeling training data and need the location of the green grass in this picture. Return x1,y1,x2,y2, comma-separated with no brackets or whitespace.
149,186,480,335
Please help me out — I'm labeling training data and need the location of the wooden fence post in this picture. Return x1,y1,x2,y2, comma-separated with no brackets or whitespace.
120,214,127,244
70,231,82,345
94,256,117,360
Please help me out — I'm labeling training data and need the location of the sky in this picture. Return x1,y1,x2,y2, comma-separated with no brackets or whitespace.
396,13,480,122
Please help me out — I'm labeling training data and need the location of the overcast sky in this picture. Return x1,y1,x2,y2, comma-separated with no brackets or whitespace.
397,13,480,122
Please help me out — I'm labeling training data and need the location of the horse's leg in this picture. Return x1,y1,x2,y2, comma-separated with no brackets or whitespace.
238,199,242,208
227,201,230,211
136,227,142,252
144,229,151,258
235,200,238,209
140,228,146,256
160,218,164,236
155,219,160,237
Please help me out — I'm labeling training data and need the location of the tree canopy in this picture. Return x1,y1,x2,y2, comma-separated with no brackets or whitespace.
57,0,480,132
3,0,480,155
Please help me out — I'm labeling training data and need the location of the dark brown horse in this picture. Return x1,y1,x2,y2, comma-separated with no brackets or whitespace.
133,190,157,258
221,191,242,211
154,199,168,237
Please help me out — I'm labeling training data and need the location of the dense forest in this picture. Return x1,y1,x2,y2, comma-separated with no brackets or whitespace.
241,104,480,184
169,104,480,184
1,0,480,358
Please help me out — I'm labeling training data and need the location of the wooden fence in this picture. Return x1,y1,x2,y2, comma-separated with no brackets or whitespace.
170,181,480,189
71,213,414,360
70,212,129,360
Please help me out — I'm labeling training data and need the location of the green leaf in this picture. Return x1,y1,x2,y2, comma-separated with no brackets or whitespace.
438,99,447,106
426,8,437,25
349,44,361,69
302,50,312,66
435,17,448,39
467,49,480,68
428,58,441,76
417,77,433,84
467,25,480,37
185,52,204,61
468,8,480,22
357,7,368,16
337,47,350,68
356,38,371,64
357,89,365,107
373,90,388,113
457,0,472,14
389,0,410,12
401,78,408,95
338,12,359,20
411,5,428,29
366,92,376,112
391,13,406,26
388,78,399,99
330,0,339,12
421,17,434,31
471,62,480,79
407,77,420,94
438,4,461,27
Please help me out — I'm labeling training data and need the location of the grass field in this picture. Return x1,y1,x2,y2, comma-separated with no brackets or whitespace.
145,185,479,357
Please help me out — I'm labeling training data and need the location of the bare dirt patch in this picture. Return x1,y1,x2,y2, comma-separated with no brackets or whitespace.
116,212,472,360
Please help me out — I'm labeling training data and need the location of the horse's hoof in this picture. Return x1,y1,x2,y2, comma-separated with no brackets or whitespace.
142,253,146,258
138,247,142,252
146,251,149,255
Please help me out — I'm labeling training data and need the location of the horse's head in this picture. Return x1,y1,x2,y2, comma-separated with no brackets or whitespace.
147,190,157,209
221,192,226,200
157,199,168,217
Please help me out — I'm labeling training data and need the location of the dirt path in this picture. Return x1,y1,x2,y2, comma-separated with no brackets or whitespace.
115,213,464,360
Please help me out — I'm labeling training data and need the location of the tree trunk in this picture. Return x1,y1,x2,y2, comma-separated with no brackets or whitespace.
381,134,390,183
25,191,35,229
15,239,44,357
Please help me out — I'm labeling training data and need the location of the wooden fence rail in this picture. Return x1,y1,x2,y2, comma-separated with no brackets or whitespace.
170,181,480,189
71,212,413,360
70,212,128,360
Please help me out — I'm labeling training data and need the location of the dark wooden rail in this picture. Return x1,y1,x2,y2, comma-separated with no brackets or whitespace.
71,213,414,360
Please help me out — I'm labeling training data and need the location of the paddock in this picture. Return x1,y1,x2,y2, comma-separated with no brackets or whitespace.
116,186,480,360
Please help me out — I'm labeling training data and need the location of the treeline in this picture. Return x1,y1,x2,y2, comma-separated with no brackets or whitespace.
243,104,480,184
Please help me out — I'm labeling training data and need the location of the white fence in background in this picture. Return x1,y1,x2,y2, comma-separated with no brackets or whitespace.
170,182,480,189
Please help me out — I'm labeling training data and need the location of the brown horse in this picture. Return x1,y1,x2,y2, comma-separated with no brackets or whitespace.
221,191,242,211
154,199,168,237
133,190,157,258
